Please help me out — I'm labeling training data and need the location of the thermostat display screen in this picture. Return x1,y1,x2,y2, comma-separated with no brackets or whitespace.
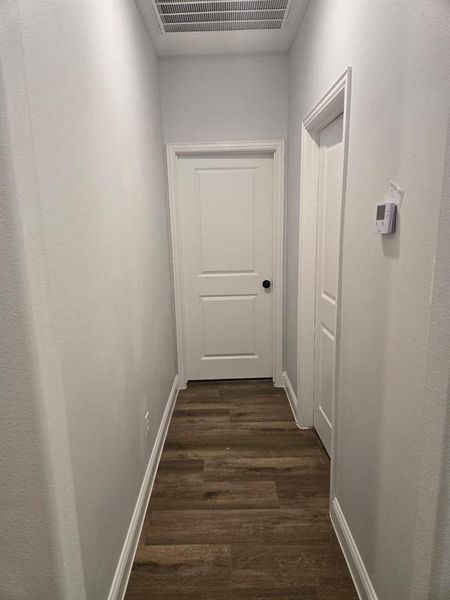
375,201,397,234
376,205,385,220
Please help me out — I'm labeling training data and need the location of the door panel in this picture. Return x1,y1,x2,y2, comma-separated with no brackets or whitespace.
318,325,335,425
178,154,274,380
198,169,255,273
314,114,344,455
201,294,256,357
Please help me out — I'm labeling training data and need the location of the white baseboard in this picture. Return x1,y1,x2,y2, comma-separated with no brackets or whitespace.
107,374,179,600
330,497,378,600
283,370,298,423
283,371,310,429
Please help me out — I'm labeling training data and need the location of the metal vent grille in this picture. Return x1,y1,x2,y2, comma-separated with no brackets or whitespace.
152,0,293,33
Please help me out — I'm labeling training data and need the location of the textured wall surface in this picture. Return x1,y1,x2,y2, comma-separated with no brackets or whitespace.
0,69,64,600
0,1,176,598
411,106,450,600
160,53,288,143
286,1,450,598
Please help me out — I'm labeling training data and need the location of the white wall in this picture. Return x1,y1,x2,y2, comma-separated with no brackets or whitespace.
411,106,450,600
286,1,450,598
159,53,288,143
0,1,176,599
1,78,64,599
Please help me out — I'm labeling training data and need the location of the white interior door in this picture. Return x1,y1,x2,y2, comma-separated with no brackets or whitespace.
314,114,344,455
178,153,274,380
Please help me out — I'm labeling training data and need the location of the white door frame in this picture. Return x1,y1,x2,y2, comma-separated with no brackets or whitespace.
166,140,285,389
296,69,352,459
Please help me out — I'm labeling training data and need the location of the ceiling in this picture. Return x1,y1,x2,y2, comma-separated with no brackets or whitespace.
136,0,310,56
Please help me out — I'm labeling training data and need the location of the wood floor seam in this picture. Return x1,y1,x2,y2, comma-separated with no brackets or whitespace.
124,380,358,600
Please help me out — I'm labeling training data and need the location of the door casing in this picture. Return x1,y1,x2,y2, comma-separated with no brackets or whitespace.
166,140,285,389
296,68,352,492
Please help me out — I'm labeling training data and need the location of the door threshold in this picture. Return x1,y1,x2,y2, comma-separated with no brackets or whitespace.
187,377,273,385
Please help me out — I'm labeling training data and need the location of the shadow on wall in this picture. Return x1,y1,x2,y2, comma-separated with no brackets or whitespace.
0,83,62,598
426,107,450,600
430,386,450,597
381,211,401,259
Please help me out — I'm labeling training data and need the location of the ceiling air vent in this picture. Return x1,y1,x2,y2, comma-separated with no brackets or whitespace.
151,0,294,33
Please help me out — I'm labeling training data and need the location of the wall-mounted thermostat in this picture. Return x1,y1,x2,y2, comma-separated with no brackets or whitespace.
375,201,397,234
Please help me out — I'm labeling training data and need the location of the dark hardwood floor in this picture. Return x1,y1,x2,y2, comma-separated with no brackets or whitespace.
124,380,358,600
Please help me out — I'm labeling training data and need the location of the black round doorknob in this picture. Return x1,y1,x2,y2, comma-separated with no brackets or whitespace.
262,280,271,289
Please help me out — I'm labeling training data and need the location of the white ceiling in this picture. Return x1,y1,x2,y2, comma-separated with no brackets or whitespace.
136,0,310,56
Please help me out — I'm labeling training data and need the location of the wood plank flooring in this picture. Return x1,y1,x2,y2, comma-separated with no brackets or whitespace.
124,380,357,600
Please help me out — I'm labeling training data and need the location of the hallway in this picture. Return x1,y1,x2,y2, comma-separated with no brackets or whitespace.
2,1,450,598
124,380,357,599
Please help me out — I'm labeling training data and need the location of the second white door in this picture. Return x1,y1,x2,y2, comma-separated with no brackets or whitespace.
178,153,274,381
314,114,344,455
